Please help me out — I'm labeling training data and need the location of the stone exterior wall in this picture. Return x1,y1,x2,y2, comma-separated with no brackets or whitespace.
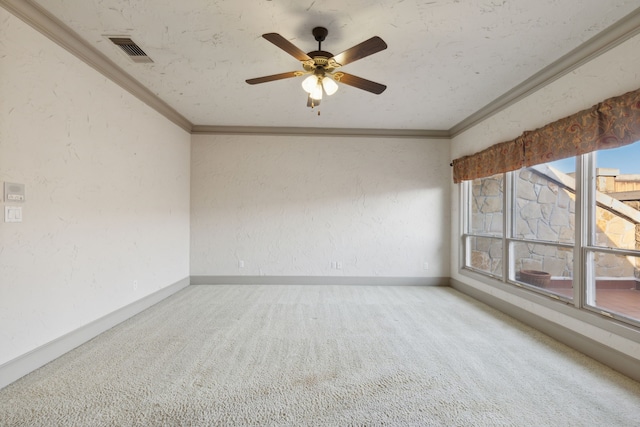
515,169,575,278
470,168,640,281
595,207,639,278
471,176,503,235
470,176,503,276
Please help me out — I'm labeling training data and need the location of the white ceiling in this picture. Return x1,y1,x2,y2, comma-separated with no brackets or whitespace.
22,1,640,132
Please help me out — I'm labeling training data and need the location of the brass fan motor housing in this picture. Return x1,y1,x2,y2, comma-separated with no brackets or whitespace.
302,52,338,74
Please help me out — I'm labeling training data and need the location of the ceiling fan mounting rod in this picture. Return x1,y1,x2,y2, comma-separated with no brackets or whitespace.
312,27,328,51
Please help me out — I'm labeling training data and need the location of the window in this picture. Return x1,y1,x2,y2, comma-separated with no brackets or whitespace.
584,143,640,322
511,162,576,300
466,174,503,278
462,141,640,326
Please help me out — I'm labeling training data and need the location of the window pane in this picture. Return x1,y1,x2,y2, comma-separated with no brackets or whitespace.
593,142,640,251
467,236,503,277
515,164,576,244
594,140,640,176
512,241,573,299
587,251,640,322
594,205,639,250
470,174,503,236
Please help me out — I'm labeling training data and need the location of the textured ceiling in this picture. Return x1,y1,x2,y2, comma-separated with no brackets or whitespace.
25,1,640,131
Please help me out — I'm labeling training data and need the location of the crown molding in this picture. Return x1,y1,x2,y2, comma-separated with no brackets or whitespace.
449,5,640,137
191,125,449,139
4,0,640,139
0,0,193,133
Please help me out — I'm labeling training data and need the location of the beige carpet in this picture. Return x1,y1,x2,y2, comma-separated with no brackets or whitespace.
1,285,639,426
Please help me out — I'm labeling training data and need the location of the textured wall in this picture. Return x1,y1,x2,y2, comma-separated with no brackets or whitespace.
451,33,640,161
191,134,450,279
0,10,191,365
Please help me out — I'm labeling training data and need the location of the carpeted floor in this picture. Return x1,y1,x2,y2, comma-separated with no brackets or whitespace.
1,285,639,426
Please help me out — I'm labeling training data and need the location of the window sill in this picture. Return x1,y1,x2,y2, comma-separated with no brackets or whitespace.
457,267,640,342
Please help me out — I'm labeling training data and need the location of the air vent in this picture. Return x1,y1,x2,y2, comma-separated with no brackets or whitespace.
108,37,153,63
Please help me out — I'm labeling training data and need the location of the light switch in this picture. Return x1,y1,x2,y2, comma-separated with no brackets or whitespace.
5,206,22,223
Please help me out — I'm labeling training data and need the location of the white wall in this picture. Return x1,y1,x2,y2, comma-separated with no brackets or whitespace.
191,134,450,280
0,10,191,365
450,33,640,361
451,36,640,160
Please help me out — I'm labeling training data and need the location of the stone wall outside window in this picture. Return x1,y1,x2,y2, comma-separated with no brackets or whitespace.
470,167,640,282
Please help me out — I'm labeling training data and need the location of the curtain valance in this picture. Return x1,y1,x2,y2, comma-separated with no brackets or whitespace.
452,88,640,183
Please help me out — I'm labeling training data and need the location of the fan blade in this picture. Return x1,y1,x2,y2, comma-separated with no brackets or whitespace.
246,71,302,85
262,33,312,62
330,36,387,67
333,72,386,94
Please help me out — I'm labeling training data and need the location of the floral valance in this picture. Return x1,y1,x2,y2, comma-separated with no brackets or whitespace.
452,88,640,183
451,138,524,183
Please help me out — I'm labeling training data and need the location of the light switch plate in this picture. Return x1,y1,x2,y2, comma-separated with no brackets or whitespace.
5,206,22,223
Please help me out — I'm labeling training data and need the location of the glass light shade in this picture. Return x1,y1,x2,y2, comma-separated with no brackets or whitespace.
310,82,323,100
322,76,339,95
301,75,318,93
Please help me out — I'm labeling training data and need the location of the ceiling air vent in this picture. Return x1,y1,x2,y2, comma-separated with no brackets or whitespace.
108,37,153,63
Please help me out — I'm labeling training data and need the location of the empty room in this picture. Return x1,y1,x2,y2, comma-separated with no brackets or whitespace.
1,0,640,425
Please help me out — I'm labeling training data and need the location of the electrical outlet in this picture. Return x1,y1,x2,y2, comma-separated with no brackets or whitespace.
423,262,429,271
239,260,245,268
133,280,138,291
336,261,343,270
331,261,337,269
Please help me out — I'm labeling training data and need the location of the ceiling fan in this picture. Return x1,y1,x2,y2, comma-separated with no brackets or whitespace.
246,27,387,108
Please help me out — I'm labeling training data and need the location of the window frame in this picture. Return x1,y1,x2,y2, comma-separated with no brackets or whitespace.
460,151,640,329
462,172,505,280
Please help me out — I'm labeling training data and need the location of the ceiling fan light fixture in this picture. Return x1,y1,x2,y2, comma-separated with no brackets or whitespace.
310,82,323,100
248,27,388,106
322,76,339,96
301,75,318,93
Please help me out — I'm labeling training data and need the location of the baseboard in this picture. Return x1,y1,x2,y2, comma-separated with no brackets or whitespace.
190,275,449,286
451,278,640,383
0,277,190,389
